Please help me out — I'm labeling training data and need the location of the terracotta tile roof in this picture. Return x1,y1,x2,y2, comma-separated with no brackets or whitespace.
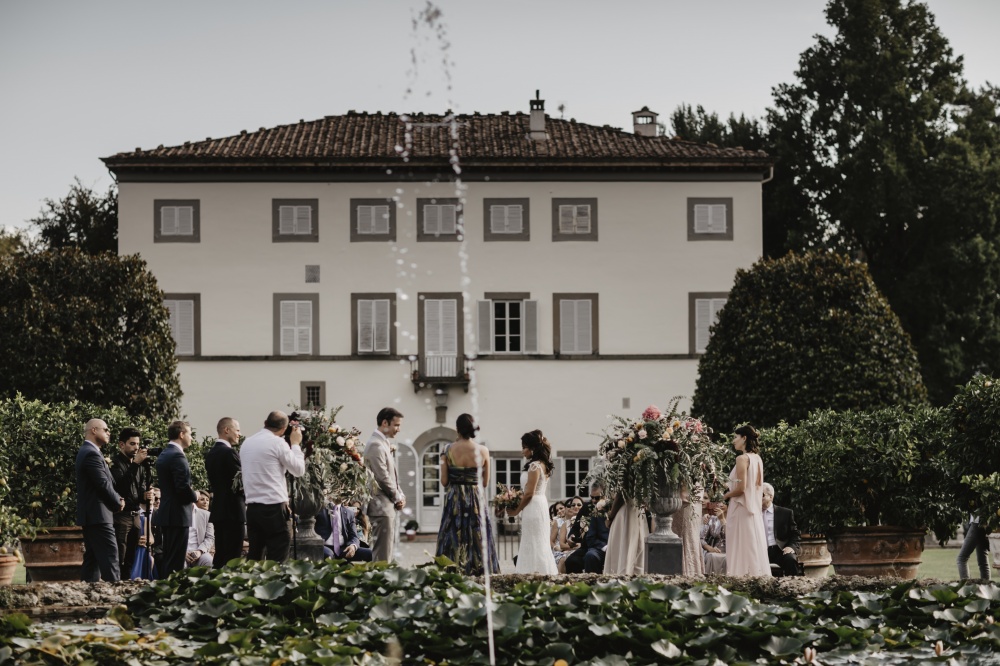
103,111,771,173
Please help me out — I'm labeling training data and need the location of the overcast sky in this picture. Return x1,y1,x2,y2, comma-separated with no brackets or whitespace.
1,0,997,232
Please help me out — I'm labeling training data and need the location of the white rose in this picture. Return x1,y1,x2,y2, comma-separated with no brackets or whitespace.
617,440,625,448
340,463,348,471
336,436,346,446
637,429,647,439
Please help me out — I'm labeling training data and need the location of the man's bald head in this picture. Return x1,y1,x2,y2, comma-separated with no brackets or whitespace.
84,418,110,447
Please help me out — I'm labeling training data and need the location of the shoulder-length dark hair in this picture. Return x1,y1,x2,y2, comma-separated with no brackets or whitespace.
735,424,761,454
521,429,554,476
456,413,479,440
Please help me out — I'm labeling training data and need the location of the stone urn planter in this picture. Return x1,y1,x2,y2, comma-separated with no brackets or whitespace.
799,535,832,578
291,486,327,562
826,526,925,578
20,526,86,582
0,553,18,585
645,479,684,575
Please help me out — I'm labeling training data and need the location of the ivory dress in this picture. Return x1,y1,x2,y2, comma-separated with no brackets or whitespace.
603,499,648,575
514,461,558,574
725,452,771,576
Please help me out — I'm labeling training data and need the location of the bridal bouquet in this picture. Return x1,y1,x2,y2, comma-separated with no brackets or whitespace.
596,399,728,509
491,484,523,515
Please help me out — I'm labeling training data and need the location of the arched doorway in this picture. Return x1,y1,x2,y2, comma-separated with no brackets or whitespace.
411,426,458,532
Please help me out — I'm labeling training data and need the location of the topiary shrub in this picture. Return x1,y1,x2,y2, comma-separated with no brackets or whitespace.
693,251,926,432
0,249,181,421
945,375,1000,530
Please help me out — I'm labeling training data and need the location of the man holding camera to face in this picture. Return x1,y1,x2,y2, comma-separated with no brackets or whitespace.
110,427,153,576
240,410,305,562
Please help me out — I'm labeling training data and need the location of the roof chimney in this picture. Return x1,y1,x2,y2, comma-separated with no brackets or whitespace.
529,90,547,141
632,106,658,137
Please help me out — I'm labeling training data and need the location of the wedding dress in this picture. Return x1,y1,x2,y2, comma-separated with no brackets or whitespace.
514,461,558,574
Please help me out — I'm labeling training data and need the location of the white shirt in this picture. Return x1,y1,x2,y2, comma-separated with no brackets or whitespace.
240,428,306,505
763,505,777,547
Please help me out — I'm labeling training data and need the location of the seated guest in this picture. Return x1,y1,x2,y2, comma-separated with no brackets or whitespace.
565,484,608,574
348,501,371,548
186,490,214,568
761,483,801,576
700,495,727,575
316,499,373,562
557,497,583,573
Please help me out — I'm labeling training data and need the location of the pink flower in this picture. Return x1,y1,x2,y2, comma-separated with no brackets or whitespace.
637,429,647,440
642,405,662,421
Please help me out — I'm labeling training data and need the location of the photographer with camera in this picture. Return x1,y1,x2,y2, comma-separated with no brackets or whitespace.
110,427,153,576
240,410,305,563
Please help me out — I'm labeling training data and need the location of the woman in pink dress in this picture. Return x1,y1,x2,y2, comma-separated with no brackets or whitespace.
723,425,771,576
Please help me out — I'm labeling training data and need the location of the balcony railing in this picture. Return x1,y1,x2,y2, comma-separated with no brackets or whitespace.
409,355,473,393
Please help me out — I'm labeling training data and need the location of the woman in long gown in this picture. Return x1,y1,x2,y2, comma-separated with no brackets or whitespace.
671,484,704,576
435,414,500,575
509,430,558,574
603,491,649,575
723,424,771,576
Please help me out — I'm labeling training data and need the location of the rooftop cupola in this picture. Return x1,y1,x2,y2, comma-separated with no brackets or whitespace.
632,106,658,137
529,90,547,141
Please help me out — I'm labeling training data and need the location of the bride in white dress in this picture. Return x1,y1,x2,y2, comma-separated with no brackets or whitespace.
508,430,558,575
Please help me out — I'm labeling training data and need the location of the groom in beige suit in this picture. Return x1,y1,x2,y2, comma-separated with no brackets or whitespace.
363,407,405,562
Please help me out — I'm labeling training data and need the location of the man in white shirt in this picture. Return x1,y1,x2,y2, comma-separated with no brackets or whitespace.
762,482,801,576
363,407,405,563
185,490,215,567
240,411,305,562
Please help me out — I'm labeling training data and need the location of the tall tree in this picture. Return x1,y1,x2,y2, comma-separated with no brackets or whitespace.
0,250,181,420
765,0,1000,403
29,178,118,254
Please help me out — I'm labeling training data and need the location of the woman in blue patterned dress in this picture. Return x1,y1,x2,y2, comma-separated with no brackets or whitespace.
435,413,500,575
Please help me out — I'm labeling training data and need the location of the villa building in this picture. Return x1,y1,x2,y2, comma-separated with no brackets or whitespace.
104,94,772,530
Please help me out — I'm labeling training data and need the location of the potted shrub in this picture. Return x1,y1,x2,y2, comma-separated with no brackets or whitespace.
772,405,960,578
0,394,166,581
404,520,419,541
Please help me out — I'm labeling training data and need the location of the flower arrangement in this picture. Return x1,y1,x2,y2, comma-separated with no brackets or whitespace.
294,406,373,505
596,400,728,508
0,504,37,562
491,483,523,516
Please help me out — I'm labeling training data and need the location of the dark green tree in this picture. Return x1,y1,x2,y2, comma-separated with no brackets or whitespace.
692,251,926,432
0,250,181,421
29,178,118,254
768,0,1000,402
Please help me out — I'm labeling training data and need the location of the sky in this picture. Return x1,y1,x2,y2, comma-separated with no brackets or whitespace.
1,0,998,233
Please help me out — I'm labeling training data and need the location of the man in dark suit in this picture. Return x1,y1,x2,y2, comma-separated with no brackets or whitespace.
206,417,245,567
762,483,802,576
154,420,198,576
564,482,606,574
315,500,373,562
76,418,125,582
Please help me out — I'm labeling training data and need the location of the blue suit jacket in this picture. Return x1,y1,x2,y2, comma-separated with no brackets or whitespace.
154,444,197,527
315,505,362,552
75,441,122,526
584,515,610,551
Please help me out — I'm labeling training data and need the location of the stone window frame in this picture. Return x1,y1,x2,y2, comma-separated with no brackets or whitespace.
272,198,319,243
154,199,201,243
273,293,320,357
351,292,397,356
350,198,396,242
416,197,462,242
687,197,734,241
689,292,729,355
478,291,536,355
551,198,598,242
163,293,201,357
300,381,327,410
553,293,599,355
483,198,530,242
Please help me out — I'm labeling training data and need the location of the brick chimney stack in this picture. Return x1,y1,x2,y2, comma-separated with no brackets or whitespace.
529,90,547,141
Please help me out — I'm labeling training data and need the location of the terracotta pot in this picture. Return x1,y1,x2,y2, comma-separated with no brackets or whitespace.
0,553,18,585
20,526,86,582
826,526,925,578
799,535,832,578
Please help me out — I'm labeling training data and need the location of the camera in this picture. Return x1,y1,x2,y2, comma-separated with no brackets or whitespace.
284,411,304,445
139,438,164,458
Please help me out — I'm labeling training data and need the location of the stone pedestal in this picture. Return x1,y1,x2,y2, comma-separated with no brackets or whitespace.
291,486,327,562
645,493,683,575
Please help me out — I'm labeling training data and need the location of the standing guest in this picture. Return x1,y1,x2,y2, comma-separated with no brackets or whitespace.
761,483,802,576
957,512,992,580
110,427,152,577
206,417,245,567
241,411,305,562
509,430,559,574
76,418,125,582
434,414,500,575
604,487,649,575
364,407,405,563
723,425,771,577
185,490,215,568
316,498,373,562
671,484,704,576
154,420,198,576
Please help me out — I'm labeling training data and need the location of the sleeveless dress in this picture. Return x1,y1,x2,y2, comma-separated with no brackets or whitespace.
726,452,771,576
603,498,648,575
514,461,558,574
434,449,500,576
671,492,704,577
